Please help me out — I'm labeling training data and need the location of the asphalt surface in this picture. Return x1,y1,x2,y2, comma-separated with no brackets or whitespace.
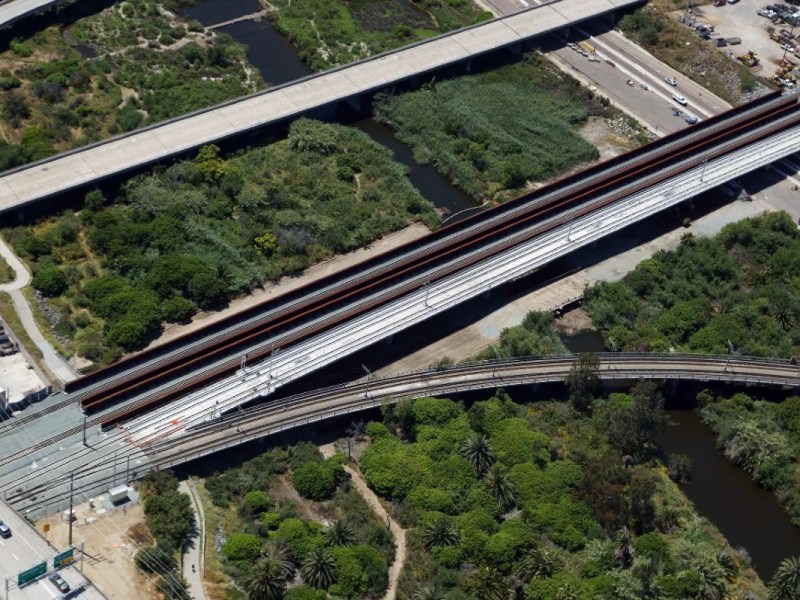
0,499,105,600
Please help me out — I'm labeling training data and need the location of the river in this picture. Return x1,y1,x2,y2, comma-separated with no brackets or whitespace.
179,0,478,217
181,0,800,582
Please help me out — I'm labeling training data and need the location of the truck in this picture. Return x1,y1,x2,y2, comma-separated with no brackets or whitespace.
108,485,130,504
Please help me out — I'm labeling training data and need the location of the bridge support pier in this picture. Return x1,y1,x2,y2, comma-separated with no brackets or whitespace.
346,95,363,112
461,60,473,74
665,379,679,397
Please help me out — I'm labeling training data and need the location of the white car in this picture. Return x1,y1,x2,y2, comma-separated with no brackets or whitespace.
672,93,688,105
665,77,677,86
781,43,796,52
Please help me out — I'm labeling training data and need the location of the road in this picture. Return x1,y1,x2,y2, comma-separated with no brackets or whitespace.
0,0,644,216
0,0,62,29
178,480,207,600
0,499,106,600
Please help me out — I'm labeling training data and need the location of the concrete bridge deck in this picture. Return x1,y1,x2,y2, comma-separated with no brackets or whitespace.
0,0,642,215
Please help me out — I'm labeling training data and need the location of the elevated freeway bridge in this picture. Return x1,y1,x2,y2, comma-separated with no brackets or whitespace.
0,0,642,216
2,353,798,515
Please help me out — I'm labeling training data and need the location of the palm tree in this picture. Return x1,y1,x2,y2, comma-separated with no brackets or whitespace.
484,465,516,510
300,547,338,589
715,550,738,581
412,584,445,600
613,527,635,568
518,546,559,582
262,539,294,580
464,566,509,600
420,517,460,550
769,556,800,600
324,519,356,547
773,301,796,331
459,433,497,476
694,556,727,600
244,559,286,600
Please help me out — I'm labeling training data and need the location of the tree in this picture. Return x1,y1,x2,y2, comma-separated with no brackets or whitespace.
459,433,497,476
31,267,67,297
769,556,800,600
134,545,176,575
300,548,337,589
324,519,356,547
420,517,459,550
262,540,295,580
464,566,509,600
566,353,600,413
412,584,445,600
222,532,263,562
245,559,286,600
162,296,196,324
241,490,271,516
292,460,343,501
156,572,191,600
484,465,516,510
518,546,560,582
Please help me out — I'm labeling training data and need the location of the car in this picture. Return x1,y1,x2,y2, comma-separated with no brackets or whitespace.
781,43,796,52
0,521,10,538
672,93,688,105
665,77,677,86
49,573,70,594
729,0,739,4
685,114,699,124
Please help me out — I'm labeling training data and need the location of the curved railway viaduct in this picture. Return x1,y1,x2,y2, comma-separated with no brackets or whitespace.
148,353,799,466
3,353,798,514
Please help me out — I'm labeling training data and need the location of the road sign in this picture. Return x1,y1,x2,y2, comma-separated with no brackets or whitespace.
54,548,74,568
17,561,46,586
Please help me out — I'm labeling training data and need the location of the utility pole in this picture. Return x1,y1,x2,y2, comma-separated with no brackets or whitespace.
362,364,372,398
68,471,74,547
236,404,244,433
125,455,130,485
423,282,431,307
112,449,118,487
699,159,708,183
82,412,88,448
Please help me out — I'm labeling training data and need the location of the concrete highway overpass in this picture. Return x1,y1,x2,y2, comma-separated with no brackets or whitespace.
0,0,643,216
0,0,67,29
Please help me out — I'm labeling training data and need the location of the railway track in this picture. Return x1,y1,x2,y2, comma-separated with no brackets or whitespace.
5,353,797,510
60,92,800,426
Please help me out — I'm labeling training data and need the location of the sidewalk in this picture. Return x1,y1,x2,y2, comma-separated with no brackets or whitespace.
0,238,78,385
179,479,207,600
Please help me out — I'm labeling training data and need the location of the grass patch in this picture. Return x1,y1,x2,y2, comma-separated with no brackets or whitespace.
269,0,491,71
2,119,438,365
0,254,13,284
374,52,611,200
0,0,261,171
618,7,770,105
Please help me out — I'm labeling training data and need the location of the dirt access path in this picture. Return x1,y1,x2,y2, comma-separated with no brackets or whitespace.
320,444,406,600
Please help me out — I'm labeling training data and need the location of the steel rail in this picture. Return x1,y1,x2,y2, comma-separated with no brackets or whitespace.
64,90,791,400
86,102,800,424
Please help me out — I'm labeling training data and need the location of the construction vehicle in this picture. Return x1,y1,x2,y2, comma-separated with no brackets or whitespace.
737,50,759,66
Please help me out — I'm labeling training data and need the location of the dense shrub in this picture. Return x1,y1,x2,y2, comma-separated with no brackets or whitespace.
31,267,67,297
292,458,347,501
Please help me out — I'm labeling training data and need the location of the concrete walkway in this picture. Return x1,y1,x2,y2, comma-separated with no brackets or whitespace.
0,238,78,385
180,479,208,600
321,444,406,600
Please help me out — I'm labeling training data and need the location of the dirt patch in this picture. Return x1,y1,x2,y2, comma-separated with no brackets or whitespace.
553,307,595,335
578,116,641,162
36,502,156,600
270,474,328,523
137,222,432,353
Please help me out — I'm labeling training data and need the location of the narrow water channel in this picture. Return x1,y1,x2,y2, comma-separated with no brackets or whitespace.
659,410,800,581
180,0,479,217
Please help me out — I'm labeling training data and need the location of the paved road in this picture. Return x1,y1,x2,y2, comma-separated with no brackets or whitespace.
179,479,207,600
0,499,106,600
0,0,643,216
0,0,62,29
0,239,78,385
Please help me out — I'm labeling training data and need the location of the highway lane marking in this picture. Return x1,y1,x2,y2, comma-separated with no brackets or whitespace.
12,553,18,560
519,0,531,5
574,26,715,119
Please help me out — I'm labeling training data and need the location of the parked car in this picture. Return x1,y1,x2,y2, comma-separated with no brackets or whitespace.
713,0,726,6
673,93,688,105
49,574,70,594
729,0,739,4
665,77,678,86
0,521,11,538
781,43,796,52
685,114,699,124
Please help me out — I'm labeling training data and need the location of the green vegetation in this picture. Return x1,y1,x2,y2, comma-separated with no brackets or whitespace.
585,212,800,357
618,7,768,105
0,1,260,168
2,119,437,365
700,391,800,527
0,254,13,284
374,53,615,200
200,442,395,599
481,310,569,360
134,470,194,600
269,0,491,71
367,392,765,598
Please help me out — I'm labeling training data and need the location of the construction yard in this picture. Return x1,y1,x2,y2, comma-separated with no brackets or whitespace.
675,0,800,79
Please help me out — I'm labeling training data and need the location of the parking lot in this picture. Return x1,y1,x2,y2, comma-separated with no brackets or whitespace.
682,0,799,77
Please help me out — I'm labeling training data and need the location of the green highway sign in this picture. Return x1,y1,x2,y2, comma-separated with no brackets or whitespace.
54,548,74,568
17,561,46,586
